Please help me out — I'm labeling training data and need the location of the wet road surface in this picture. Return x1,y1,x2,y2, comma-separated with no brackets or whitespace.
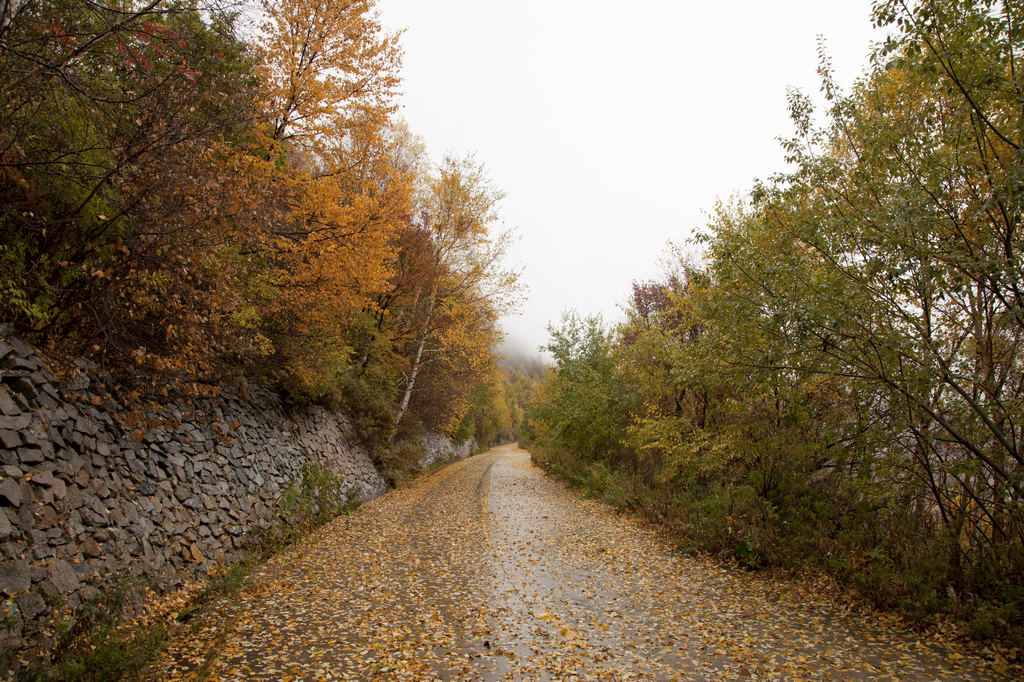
153,445,1010,680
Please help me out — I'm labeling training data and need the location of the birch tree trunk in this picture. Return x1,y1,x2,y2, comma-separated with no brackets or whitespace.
393,294,435,433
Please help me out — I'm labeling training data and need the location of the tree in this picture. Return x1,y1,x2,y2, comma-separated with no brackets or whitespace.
0,1,260,360
254,0,401,151
678,0,1024,612
526,312,631,467
239,0,409,396
524,0,1024,629
389,155,520,435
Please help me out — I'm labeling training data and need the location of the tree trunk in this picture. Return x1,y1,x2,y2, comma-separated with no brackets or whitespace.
392,295,435,435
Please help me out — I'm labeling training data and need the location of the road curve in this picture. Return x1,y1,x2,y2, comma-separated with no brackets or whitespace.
153,445,1008,680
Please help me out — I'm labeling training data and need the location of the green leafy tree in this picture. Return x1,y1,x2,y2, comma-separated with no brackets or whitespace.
525,312,631,470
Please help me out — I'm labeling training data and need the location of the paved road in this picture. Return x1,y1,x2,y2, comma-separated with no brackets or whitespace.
155,445,1008,680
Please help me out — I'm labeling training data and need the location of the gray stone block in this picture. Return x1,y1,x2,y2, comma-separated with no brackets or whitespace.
17,448,43,466
33,507,57,531
47,559,80,594
29,470,55,488
0,388,18,417
8,378,38,401
0,560,31,595
62,485,83,509
0,478,21,507
0,415,30,431
0,430,22,449
49,479,66,500
55,452,85,476
7,338,33,359
64,511,84,537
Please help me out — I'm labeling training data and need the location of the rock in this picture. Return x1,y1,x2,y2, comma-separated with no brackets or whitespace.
33,507,57,530
29,470,56,488
125,455,146,476
189,543,204,563
15,591,46,619
87,498,107,520
81,538,101,558
0,415,29,431
0,511,11,538
50,479,66,500
16,505,32,530
0,430,21,449
0,478,21,507
56,453,86,476
74,416,96,436
18,448,44,465
64,511,84,537
36,578,58,597
47,559,80,594
9,378,38,400
7,337,33,359
64,485,83,508
65,372,89,392
35,487,53,506
91,478,109,498
0,600,23,650
46,426,65,448
0,388,17,417
0,560,31,595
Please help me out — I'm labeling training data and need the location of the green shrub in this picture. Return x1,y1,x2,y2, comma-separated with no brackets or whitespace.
279,464,352,537
375,439,427,484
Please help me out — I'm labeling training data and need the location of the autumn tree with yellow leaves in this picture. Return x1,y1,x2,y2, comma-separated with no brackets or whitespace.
0,0,523,451
228,0,408,396
390,155,520,432
337,146,523,446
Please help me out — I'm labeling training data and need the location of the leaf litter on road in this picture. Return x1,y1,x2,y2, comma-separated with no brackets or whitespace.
150,445,1018,680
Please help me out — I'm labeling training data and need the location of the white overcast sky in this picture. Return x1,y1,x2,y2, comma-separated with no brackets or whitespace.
375,0,883,358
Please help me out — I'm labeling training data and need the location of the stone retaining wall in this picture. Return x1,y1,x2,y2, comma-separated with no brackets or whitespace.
418,431,477,469
0,332,466,663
